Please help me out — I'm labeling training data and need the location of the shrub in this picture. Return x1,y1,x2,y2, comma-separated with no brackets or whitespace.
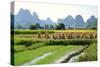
78,43,97,61
15,40,32,46
27,43,46,50
46,39,96,46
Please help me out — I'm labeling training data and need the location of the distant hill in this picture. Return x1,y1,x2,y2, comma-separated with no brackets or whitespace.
15,8,34,28
57,15,85,29
12,8,97,29
14,8,54,29
58,15,75,28
86,15,97,29
75,15,85,28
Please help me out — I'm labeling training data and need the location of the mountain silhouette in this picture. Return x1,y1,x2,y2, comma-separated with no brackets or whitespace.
57,15,75,28
15,8,34,28
14,8,54,28
63,15,75,28
57,15,85,28
75,15,85,28
86,15,97,28
32,12,40,23
13,8,97,29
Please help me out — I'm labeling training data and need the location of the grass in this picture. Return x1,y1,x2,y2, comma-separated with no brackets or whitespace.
14,45,26,52
14,45,63,65
78,43,97,61
14,38,96,46
14,43,45,52
13,30,55,34
13,39,96,53
13,29,96,34
36,45,84,64
11,29,97,65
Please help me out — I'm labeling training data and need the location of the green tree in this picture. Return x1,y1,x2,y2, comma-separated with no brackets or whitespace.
55,23,65,30
36,23,41,29
50,24,54,29
30,24,36,30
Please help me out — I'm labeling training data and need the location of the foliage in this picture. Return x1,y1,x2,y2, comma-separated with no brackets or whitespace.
78,43,97,61
11,29,97,65
45,39,96,45
13,39,96,53
36,45,83,64
14,45,63,65
55,23,65,30
29,24,37,30
14,30,55,34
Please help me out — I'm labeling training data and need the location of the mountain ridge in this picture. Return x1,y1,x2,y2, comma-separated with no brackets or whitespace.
12,8,97,29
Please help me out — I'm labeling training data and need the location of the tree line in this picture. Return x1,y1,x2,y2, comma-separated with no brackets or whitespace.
17,23,65,30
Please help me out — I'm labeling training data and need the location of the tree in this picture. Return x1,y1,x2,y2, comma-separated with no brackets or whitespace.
55,23,65,30
36,23,41,29
45,24,49,30
50,24,54,29
29,24,36,30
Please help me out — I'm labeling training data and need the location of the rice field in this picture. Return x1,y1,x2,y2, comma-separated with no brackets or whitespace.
11,29,97,65
78,43,97,61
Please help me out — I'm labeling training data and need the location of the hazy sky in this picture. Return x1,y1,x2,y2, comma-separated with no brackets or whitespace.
14,1,97,22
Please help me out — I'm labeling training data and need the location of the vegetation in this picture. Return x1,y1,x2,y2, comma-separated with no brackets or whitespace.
78,43,97,61
13,29,96,34
14,32,97,41
55,23,65,30
36,45,84,64
14,45,63,65
11,29,97,65
11,7,97,65
14,42,46,52
13,39,96,53
30,24,37,30
13,30,55,34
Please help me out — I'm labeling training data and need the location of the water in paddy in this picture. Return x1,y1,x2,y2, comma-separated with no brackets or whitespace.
22,52,53,66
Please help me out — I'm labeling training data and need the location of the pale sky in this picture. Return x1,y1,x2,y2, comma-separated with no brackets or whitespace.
14,1,97,22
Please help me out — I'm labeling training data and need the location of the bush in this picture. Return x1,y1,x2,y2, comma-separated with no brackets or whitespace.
46,39,96,46
27,43,46,50
15,40,33,46
78,43,97,61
